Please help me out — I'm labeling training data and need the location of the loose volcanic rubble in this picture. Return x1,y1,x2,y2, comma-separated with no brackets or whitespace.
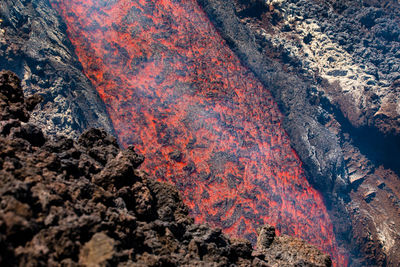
0,70,331,266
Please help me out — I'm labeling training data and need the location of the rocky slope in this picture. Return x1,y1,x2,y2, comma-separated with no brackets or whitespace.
0,0,114,139
197,0,400,265
0,70,331,266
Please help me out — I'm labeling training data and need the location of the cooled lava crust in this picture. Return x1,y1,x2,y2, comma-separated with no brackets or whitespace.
48,0,344,265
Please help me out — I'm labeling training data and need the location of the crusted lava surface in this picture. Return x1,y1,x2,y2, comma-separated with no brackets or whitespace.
0,70,332,266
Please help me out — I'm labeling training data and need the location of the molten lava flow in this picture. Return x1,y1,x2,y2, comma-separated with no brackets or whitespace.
50,0,346,265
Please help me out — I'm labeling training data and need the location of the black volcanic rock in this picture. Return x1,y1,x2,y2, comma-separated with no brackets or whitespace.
0,72,331,266
0,0,114,139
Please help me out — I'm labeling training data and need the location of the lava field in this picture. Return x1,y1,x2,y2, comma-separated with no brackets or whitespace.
48,0,345,265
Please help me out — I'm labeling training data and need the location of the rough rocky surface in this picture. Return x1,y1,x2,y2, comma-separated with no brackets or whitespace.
224,0,400,136
0,70,331,266
197,0,400,265
0,0,114,139
256,225,332,267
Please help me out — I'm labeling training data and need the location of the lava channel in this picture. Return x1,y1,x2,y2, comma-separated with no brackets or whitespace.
49,0,347,265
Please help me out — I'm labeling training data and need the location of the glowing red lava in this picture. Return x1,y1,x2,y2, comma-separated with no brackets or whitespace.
49,0,346,265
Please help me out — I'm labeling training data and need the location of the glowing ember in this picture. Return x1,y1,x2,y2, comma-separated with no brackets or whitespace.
49,0,346,265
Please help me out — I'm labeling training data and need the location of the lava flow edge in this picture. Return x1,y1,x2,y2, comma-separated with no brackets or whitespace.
48,0,346,265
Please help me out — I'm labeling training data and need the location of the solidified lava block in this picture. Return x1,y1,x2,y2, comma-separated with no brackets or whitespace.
0,70,331,266
49,0,342,264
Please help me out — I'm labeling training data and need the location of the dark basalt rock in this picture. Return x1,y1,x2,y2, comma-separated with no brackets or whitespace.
0,0,115,139
0,72,331,266
0,71,30,123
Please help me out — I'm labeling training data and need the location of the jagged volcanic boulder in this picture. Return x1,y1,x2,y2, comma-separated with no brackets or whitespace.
0,71,331,266
255,225,332,267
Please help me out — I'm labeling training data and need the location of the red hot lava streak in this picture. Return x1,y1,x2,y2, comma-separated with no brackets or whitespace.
50,0,346,265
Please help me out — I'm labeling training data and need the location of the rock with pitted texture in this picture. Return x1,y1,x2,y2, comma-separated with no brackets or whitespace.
255,225,332,267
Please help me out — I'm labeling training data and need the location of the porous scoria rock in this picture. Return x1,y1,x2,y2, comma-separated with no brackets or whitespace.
255,225,332,267
0,71,331,266
0,0,114,139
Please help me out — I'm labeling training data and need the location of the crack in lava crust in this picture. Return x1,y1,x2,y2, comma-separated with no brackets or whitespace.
49,0,346,265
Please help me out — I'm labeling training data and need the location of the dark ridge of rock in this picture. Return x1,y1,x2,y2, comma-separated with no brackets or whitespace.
0,71,331,266
0,0,115,139
197,0,400,265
